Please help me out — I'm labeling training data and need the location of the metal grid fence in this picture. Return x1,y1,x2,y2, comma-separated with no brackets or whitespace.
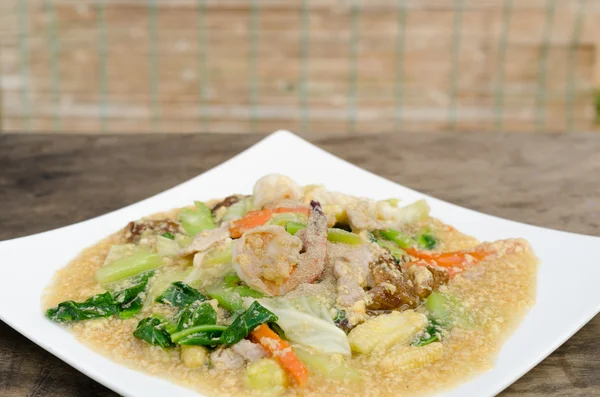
0,0,598,134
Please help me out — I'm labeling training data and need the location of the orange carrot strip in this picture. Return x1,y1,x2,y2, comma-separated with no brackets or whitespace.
250,324,309,387
229,207,310,238
406,247,491,277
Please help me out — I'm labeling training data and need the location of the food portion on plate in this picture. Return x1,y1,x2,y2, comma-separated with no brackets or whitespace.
42,174,538,397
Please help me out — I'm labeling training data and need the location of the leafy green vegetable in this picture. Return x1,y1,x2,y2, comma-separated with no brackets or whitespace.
171,324,227,345
111,271,155,319
179,202,215,236
417,234,437,250
46,292,118,323
412,319,443,347
223,272,241,287
377,229,415,249
155,282,207,308
269,323,288,340
161,232,175,240
368,233,406,264
259,297,351,355
133,316,175,348
285,221,305,235
205,283,264,313
47,272,154,322
326,228,363,245
96,247,163,285
426,291,475,329
220,301,278,345
174,301,217,331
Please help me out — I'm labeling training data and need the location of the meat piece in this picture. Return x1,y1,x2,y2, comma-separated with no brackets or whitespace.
124,219,180,243
346,201,384,231
211,195,244,215
180,226,230,257
209,347,245,370
231,340,267,362
366,252,420,310
404,265,435,299
333,245,375,325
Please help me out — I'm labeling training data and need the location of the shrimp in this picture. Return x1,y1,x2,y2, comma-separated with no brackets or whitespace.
253,174,303,209
232,201,328,296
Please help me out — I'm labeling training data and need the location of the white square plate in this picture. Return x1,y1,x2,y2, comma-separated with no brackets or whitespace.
1,130,599,397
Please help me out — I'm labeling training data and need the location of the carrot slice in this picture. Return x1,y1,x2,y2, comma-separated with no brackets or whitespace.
406,247,491,277
250,324,309,387
229,207,309,238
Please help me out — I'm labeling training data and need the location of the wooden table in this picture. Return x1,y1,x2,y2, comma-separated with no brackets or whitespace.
1,133,598,397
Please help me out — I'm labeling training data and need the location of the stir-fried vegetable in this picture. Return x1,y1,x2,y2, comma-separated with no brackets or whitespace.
47,271,154,322
222,196,254,222
347,310,427,354
205,274,264,312
406,247,490,277
417,233,437,250
244,358,288,397
155,282,207,308
173,301,217,331
368,233,407,263
96,247,162,285
294,348,361,382
46,292,117,323
161,232,175,240
179,201,215,236
229,207,310,238
180,345,209,368
259,297,351,356
267,212,308,227
250,324,309,387
377,229,415,249
220,301,278,345
202,242,233,266
133,316,175,348
171,324,227,345
286,222,363,246
110,271,155,319
425,291,475,328
389,199,431,225
378,342,443,372
155,235,181,257
412,319,443,347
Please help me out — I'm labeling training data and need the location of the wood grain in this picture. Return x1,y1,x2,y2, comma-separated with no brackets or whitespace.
0,133,598,396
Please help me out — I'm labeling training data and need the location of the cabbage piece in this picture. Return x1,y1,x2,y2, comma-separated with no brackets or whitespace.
258,297,351,356
383,199,430,226
156,235,181,257
222,197,254,222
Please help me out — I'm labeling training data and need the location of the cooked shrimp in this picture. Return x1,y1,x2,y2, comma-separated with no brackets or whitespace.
232,201,328,296
253,174,303,209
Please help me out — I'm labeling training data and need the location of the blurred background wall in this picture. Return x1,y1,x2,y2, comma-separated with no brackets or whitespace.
1,0,598,134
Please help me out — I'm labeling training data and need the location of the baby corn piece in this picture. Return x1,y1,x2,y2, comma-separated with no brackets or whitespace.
377,342,443,372
348,310,428,354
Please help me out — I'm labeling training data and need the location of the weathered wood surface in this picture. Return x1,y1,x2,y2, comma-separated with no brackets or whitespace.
0,132,599,396
1,0,599,133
